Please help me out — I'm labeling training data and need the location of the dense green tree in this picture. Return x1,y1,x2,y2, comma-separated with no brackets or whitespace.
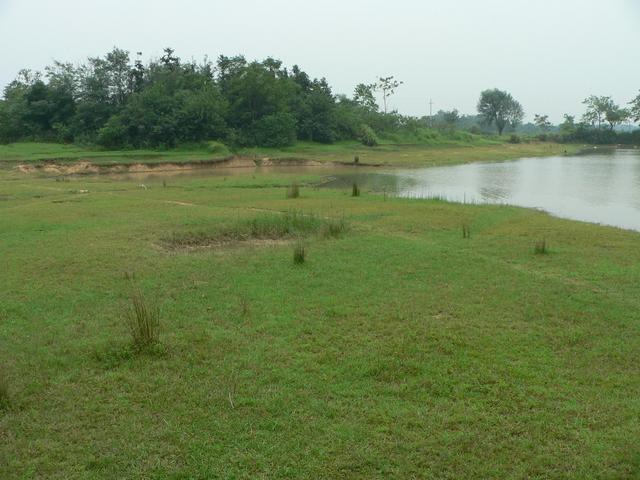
477,89,524,135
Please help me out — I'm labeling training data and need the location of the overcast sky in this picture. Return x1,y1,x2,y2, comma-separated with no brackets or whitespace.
1,0,639,123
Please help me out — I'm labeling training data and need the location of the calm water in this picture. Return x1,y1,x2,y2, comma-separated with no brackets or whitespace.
324,148,640,231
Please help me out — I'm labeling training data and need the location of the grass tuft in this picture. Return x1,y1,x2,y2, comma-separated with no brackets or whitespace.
462,224,471,239
286,183,300,199
320,215,348,238
0,369,9,410
293,242,306,264
534,238,548,255
352,182,361,197
125,289,161,351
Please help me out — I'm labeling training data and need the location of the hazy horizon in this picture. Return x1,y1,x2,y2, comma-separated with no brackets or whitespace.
1,0,639,123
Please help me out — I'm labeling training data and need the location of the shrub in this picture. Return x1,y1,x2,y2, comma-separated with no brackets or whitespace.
125,289,161,350
358,124,378,147
253,112,297,147
508,134,521,144
352,182,361,197
462,224,471,239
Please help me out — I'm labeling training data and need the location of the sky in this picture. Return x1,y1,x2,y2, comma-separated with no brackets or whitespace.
1,0,639,123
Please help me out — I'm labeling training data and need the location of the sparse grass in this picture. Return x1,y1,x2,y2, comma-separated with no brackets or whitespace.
286,183,300,198
352,182,360,197
1,166,639,478
534,238,548,254
125,288,161,351
293,242,306,264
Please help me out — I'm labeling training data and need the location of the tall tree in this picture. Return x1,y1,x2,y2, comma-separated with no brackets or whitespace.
353,83,378,111
582,95,614,129
534,114,551,131
477,89,523,135
375,76,403,114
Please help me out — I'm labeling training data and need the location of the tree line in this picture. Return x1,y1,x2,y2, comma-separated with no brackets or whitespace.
0,47,638,148
0,48,413,148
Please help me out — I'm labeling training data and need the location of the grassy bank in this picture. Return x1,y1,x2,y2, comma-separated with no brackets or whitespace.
0,168,639,478
0,140,583,168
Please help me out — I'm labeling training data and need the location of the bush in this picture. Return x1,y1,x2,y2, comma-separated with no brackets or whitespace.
253,112,297,147
508,134,521,144
352,182,361,197
97,115,129,148
358,124,378,147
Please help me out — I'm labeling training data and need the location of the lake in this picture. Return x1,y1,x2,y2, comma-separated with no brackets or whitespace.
323,148,640,231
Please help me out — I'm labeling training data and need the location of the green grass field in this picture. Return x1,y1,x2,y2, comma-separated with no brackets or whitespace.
1,162,639,478
0,140,582,168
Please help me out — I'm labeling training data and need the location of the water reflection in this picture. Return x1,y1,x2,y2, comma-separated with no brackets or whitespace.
324,149,640,231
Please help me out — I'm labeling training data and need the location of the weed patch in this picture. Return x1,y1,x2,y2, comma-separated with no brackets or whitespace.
164,210,348,249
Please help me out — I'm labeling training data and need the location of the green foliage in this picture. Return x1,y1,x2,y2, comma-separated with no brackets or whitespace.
358,124,378,146
352,182,361,197
508,134,521,144
252,112,297,147
630,91,640,124
477,89,524,135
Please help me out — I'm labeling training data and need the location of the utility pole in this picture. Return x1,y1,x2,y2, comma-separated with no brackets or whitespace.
428,98,434,128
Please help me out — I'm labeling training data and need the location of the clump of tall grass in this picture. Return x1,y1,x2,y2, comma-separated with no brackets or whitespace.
164,210,350,248
286,183,300,198
534,238,548,255
293,242,306,264
320,215,348,238
352,182,360,197
462,224,471,239
0,370,9,409
125,289,161,350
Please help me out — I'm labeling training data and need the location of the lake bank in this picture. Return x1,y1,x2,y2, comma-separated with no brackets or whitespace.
0,141,584,172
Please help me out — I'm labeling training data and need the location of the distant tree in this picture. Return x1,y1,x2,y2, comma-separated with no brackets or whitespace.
375,76,403,114
604,105,629,130
630,91,640,124
582,95,614,129
559,114,576,135
477,89,523,135
353,83,378,111
441,109,460,127
534,114,551,131
507,100,524,131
